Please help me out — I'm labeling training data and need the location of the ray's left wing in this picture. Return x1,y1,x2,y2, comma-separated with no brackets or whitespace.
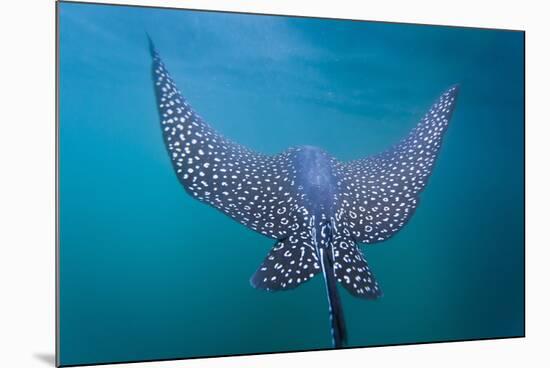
150,42,300,240
335,86,459,244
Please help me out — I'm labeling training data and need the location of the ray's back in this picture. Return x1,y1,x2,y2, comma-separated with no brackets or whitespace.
291,146,340,220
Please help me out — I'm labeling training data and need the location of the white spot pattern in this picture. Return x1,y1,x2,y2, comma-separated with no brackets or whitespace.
250,232,321,290
331,235,381,299
151,46,458,299
335,86,459,244
152,50,304,240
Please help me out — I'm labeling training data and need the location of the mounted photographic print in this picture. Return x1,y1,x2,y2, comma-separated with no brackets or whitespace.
56,1,525,366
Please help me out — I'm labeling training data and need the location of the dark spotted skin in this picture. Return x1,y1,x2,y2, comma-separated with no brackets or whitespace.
149,38,459,348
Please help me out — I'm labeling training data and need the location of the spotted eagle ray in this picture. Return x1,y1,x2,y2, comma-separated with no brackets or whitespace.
149,38,459,349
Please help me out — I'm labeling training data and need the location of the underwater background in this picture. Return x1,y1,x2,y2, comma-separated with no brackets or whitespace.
58,2,524,366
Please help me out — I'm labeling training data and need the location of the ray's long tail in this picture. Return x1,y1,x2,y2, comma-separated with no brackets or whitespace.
319,246,347,348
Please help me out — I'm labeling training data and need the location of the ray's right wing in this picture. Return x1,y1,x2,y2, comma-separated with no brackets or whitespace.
150,42,302,240
335,86,459,244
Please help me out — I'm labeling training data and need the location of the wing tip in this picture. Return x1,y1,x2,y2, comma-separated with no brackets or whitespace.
146,32,158,58
447,83,460,98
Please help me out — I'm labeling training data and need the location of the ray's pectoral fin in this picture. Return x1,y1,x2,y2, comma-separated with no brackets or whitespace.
149,39,301,241
250,232,322,291
332,236,382,299
338,85,459,245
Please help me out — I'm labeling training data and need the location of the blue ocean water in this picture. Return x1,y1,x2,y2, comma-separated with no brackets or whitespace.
58,2,524,366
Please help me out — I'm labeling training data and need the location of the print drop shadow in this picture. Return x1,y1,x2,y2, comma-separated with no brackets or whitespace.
33,353,55,367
